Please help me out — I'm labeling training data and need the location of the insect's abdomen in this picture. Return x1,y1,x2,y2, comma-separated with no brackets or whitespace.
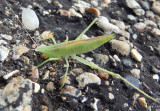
37,34,115,58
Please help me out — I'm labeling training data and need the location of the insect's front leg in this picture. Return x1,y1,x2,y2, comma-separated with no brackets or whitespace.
76,18,98,40
36,57,60,68
38,36,57,44
59,57,69,89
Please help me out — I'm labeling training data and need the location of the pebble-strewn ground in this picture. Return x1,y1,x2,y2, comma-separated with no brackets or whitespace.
0,0,160,111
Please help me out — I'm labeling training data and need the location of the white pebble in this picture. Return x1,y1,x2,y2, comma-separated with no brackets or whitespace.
113,55,121,62
131,49,142,62
144,20,157,27
151,28,160,36
108,93,114,100
134,22,146,30
130,69,140,79
0,34,12,40
0,46,9,61
90,98,99,110
33,82,40,93
3,70,19,80
132,34,138,39
97,16,120,34
153,74,159,82
127,15,136,21
22,8,39,31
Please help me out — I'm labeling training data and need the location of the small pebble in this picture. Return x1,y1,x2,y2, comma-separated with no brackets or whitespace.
22,8,39,31
138,97,147,108
29,66,39,82
139,1,150,10
144,20,157,27
122,59,133,68
60,85,82,97
151,28,160,36
108,93,114,100
0,46,9,61
42,70,50,80
59,76,71,86
76,72,101,89
146,11,154,18
110,19,125,30
0,34,12,40
123,103,129,108
105,81,109,86
113,55,121,62
127,15,136,21
153,74,159,82
91,0,98,7
131,49,142,62
94,54,109,66
151,1,160,15
124,76,141,90
130,69,140,79
57,9,71,17
134,22,146,30
86,8,101,16
98,70,109,80
41,31,53,38
110,39,130,56
46,82,55,91
23,56,30,65
90,98,99,111
125,0,145,16
69,8,82,18
151,66,159,74
0,40,7,45
12,45,29,60
97,16,120,34
132,34,138,40
3,70,19,80
33,82,40,93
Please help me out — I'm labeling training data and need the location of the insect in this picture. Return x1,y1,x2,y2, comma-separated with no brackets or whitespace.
35,18,158,102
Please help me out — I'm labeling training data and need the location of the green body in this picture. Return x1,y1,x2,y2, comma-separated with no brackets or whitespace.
36,34,115,58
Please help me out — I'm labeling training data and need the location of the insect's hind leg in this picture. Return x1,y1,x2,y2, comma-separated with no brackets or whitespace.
36,58,60,68
38,36,57,44
59,57,69,89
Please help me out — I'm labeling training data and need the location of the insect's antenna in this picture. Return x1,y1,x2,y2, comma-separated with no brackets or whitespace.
5,0,38,47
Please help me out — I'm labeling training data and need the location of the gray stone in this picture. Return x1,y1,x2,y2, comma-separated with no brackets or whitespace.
122,59,133,68
139,1,150,10
124,76,141,90
151,66,159,74
127,15,136,21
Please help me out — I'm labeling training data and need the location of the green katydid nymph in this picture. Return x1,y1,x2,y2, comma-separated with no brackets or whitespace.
36,18,158,103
